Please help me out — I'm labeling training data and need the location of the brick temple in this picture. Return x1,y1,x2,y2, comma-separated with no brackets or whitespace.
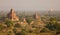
7,8,19,21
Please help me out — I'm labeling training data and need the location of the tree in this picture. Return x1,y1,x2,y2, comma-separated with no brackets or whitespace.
45,17,57,31
5,20,13,27
0,25,6,31
26,17,34,24
46,22,56,31
50,17,57,24
40,28,50,33
54,23,60,35
14,23,21,28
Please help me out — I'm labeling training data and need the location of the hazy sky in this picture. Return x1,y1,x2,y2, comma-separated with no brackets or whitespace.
0,0,60,11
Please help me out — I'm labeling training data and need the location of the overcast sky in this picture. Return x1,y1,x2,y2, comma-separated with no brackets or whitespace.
0,0,60,11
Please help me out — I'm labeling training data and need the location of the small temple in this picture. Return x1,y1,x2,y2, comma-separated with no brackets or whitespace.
32,12,45,27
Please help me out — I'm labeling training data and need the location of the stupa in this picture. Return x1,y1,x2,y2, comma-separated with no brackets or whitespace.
33,12,45,27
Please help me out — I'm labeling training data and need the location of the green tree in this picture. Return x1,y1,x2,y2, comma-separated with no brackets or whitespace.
14,24,21,28
0,25,6,31
45,17,57,31
46,22,56,31
50,17,57,24
54,23,60,35
26,17,34,24
5,20,13,27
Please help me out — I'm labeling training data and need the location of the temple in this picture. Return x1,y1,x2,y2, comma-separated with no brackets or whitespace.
7,8,19,21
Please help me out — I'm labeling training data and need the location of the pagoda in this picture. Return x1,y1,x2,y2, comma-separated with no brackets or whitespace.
33,12,45,27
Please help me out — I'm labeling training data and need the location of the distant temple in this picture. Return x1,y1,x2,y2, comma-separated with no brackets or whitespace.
7,8,19,21
34,12,42,22
33,12,45,27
